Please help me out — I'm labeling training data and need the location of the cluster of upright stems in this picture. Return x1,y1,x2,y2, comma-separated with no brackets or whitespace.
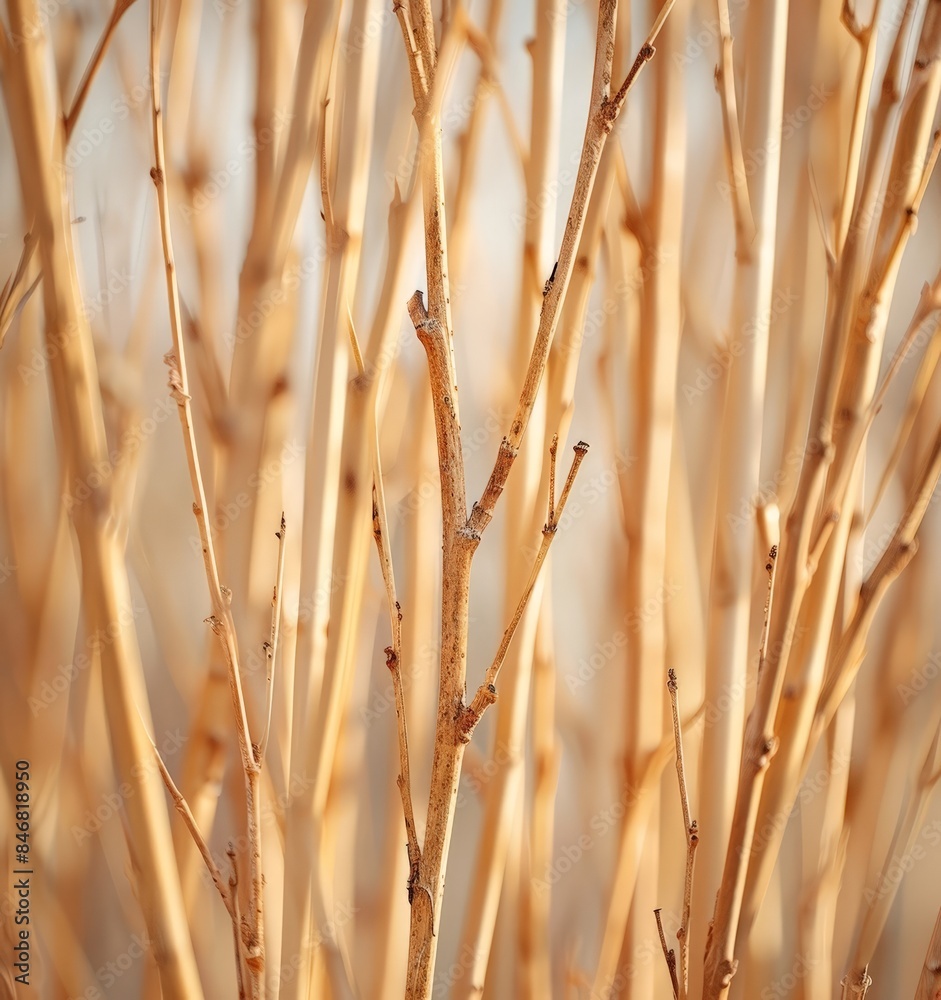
5,0,941,996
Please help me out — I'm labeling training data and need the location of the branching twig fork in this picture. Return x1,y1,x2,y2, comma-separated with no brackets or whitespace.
395,4,676,995
655,907,680,1000
466,0,677,543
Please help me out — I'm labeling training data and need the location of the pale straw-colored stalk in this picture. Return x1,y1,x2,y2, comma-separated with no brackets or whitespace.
4,0,204,994
612,2,686,995
279,4,382,995
696,0,788,989
450,0,566,992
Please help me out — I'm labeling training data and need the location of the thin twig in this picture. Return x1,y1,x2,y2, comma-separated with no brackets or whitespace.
63,0,139,135
846,723,941,988
547,433,558,526
0,231,40,347
914,903,941,1000
149,3,264,993
258,513,287,764
840,967,873,999
703,544,779,996
349,312,423,905
865,270,941,526
815,426,941,737
466,0,677,542
667,669,698,1000
228,846,249,1000
714,0,756,250
152,742,235,921
459,440,589,743
809,130,941,564
4,0,202,991
396,3,676,994
0,0,138,349
148,0,252,769
655,908,679,1000
394,1,431,104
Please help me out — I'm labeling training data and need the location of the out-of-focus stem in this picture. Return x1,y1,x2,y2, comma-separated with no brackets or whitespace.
280,3,382,995
450,0,565,991
5,0,204,995
697,0,788,991
616,3,686,996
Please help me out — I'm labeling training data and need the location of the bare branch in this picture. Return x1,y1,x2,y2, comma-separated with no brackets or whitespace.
667,669,698,1000
459,441,588,743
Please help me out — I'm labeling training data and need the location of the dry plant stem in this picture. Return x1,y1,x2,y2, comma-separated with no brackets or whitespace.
591,713,706,996
705,3,913,963
200,9,338,881
148,7,266,993
815,424,941,736
374,496,422,900
866,270,941,523
356,327,421,899
395,4,458,410
0,0,133,348
451,2,565,988
466,0,676,541
524,142,618,995
4,0,203,995
445,0,510,277
279,7,382,993
214,76,301,649
656,908,680,999
372,387,438,1000
269,0,341,272
835,0,884,254
228,847,249,1000
149,0,253,778
836,554,928,969
714,0,755,247
841,967,873,1000
525,597,559,1000
183,2,330,869
459,441,589,742
666,670,697,1000
846,723,941,987
914,904,941,1000
0,0,134,346
798,703,854,1000
616,5,685,994
311,131,424,1000
741,425,941,967
293,24,468,966
403,285,473,1000
702,545,779,998
63,0,138,134
697,0,787,981
152,743,236,923
737,8,938,946
811,131,941,561
397,6,674,991
258,514,287,763
0,231,40,346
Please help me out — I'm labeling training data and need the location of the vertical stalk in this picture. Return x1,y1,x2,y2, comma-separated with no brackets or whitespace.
4,0,204,995
280,3,382,995
696,0,788,989
396,2,675,993
450,0,566,992
618,3,687,995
